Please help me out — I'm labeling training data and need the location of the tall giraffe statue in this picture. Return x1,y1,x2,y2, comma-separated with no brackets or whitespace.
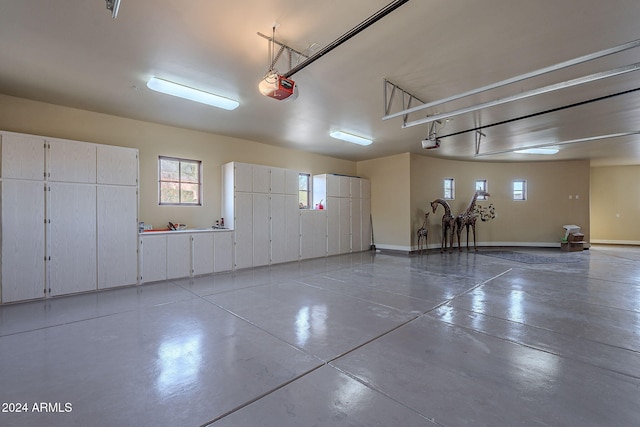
430,198,455,252
455,190,490,252
416,211,429,254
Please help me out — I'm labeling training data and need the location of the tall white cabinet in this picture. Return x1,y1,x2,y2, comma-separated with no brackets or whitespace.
222,162,301,269
0,131,139,303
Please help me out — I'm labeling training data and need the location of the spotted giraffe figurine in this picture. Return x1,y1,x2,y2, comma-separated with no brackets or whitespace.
455,190,490,252
416,211,429,254
430,198,455,253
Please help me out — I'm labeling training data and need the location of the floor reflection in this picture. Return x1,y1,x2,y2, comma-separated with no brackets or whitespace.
156,331,203,397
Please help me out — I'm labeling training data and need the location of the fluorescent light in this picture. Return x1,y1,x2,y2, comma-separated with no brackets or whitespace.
514,146,559,155
146,77,239,111
330,131,372,146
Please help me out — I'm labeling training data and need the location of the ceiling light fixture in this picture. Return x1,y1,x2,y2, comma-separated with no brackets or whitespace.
330,131,372,146
146,77,239,111
514,146,560,155
105,0,121,19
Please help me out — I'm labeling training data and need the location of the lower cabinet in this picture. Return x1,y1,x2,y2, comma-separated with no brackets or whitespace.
139,231,234,283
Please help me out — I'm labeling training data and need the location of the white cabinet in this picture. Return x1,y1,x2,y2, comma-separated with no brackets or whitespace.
214,231,234,272
327,197,340,256
223,161,304,268
97,186,138,289
300,211,327,259
141,234,167,283
1,180,46,302
49,183,97,296
97,145,138,186
48,139,96,183
351,198,363,252
192,233,214,276
1,133,45,180
167,234,191,280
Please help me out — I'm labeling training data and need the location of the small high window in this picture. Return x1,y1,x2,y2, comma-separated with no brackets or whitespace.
298,173,310,209
158,156,202,205
475,180,488,200
513,179,527,201
443,178,455,199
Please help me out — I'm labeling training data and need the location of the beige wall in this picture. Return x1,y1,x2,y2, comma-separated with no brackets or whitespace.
357,153,411,249
360,152,590,251
0,94,356,229
590,165,640,244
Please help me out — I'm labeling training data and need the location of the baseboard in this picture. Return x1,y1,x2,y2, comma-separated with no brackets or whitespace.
591,239,640,246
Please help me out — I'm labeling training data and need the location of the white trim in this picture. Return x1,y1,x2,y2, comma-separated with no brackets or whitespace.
591,239,640,246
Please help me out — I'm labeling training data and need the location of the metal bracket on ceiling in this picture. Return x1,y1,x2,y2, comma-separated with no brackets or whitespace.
383,79,427,126
475,130,486,155
257,32,310,74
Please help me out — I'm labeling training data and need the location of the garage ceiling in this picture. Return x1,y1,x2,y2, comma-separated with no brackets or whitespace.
1,0,640,165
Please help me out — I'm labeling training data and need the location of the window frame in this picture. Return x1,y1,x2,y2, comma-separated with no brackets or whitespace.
158,156,202,206
475,179,488,200
513,179,527,201
298,173,311,209
443,177,455,200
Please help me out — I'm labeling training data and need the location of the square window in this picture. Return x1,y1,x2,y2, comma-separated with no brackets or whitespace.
513,179,527,200
443,178,455,199
159,156,202,205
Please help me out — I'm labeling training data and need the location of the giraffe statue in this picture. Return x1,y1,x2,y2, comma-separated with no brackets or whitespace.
455,190,490,252
416,211,429,254
430,198,455,253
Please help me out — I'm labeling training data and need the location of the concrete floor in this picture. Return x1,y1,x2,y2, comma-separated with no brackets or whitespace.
1,245,639,426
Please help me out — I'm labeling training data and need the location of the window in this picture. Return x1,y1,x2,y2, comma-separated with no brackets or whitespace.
475,179,488,200
443,178,455,199
159,156,202,205
513,179,527,200
298,173,310,209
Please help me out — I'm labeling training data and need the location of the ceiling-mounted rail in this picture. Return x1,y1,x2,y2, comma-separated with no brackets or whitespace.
283,0,411,78
382,38,640,123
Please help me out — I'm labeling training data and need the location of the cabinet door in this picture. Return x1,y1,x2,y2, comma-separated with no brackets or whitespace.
97,145,138,186
361,179,371,199
284,194,300,262
339,176,351,198
253,193,270,266
213,231,234,272
1,180,45,302
234,192,253,269
97,186,138,289
285,169,299,195
167,234,192,279
49,183,97,296
326,196,340,256
339,197,351,253
48,139,96,183
234,162,253,192
141,235,167,283
350,177,361,199
270,167,285,194
253,165,270,194
270,194,286,264
351,198,362,252
1,133,45,180
192,233,214,276
326,174,340,197
300,211,327,259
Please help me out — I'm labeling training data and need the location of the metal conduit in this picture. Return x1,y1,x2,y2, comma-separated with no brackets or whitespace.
283,0,411,78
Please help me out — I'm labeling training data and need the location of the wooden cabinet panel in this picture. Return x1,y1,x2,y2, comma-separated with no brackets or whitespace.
339,197,351,253
252,193,270,266
300,211,327,259
234,192,253,269
285,169,299,195
1,180,45,302
214,231,234,272
1,133,44,180
97,145,138,186
270,167,285,194
351,198,362,252
327,196,340,256
350,177,361,199
48,139,96,183
192,233,214,276
141,235,167,283
284,194,300,262
234,162,253,192
49,183,97,296
97,186,138,289
167,234,191,279
253,165,270,194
